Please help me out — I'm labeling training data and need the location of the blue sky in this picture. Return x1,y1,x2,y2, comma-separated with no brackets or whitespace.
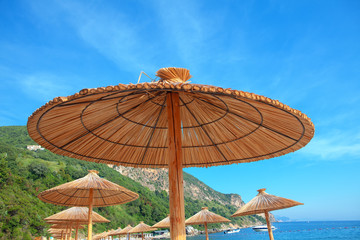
1,0,359,221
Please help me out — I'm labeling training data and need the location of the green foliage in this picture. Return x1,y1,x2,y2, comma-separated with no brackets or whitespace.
0,126,264,239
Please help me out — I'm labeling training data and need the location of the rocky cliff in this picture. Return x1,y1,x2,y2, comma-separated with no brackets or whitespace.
112,165,244,208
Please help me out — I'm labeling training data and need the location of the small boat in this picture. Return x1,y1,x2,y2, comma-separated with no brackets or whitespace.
252,225,276,232
224,228,240,234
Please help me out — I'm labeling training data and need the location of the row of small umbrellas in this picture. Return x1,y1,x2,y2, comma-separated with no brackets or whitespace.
95,222,156,240
38,170,139,240
95,188,301,240
28,67,315,240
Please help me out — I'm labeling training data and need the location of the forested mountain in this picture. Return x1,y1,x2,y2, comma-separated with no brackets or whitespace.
0,126,265,239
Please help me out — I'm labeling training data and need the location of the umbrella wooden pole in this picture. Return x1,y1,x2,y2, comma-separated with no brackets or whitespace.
65,225,69,240
142,232,144,240
264,211,274,240
88,188,94,240
75,222,79,240
167,92,186,240
61,230,64,240
204,223,209,240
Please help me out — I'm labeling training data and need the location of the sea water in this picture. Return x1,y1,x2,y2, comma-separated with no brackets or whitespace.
182,221,360,240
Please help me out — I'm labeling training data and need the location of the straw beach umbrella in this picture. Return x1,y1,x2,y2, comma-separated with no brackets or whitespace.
128,222,157,240
45,207,110,240
185,207,230,240
117,225,133,240
38,170,138,240
28,67,315,240
231,188,303,240
108,227,122,239
152,215,170,229
50,224,85,240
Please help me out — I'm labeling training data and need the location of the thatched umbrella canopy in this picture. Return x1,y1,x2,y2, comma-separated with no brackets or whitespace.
28,67,314,240
50,224,85,240
48,228,71,240
108,227,122,238
231,188,303,240
185,207,230,240
45,207,110,240
128,222,157,240
38,170,138,240
117,225,133,240
152,215,170,228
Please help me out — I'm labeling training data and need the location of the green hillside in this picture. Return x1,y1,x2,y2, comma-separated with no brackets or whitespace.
0,126,264,239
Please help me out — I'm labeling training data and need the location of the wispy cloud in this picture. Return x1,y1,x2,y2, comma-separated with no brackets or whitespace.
299,130,360,161
20,73,72,102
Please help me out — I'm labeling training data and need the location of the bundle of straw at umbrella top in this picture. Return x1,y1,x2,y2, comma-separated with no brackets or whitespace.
38,170,138,240
231,188,303,240
28,67,315,240
185,207,230,240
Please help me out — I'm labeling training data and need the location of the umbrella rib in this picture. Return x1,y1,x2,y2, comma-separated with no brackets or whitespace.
139,95,167,165
63,188,80,205
196,96,299,142
97,189,107,206
179,96,228,162
115,92,166,129
59,91,160,149
58,91,139,149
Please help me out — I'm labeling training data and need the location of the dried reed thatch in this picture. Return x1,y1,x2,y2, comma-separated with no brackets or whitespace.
186,207,231,225
38,170,138,207
231,188,303,217
117,225,133,234
106,227,122,237
128,221,157,233
45,207,110,223
27,68,314,168
231,188,303,240
50,224,85,229
185,207,230,240
152,215,170,228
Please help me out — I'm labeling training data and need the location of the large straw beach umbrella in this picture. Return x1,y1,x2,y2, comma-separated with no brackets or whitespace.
152,215,170,229
128,222,157,240
185,207,230,240
45,207,110,240
231,188,303,240
28,67,315,240
38,170,138,240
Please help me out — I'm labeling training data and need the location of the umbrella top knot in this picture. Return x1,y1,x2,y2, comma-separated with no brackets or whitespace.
257,188,266,193
202,207,209,210
88,170,99,174
156,67,192,83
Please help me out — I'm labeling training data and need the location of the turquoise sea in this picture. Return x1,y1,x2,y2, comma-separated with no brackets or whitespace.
184,221,360,240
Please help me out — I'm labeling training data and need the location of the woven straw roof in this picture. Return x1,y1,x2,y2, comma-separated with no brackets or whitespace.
128,221,157,233
38,170,138,207
50,224,84,229
27,67,314,168
231,188,303,217
152,215,170,228
117,225,133,234
108,227,123,236
45,207,110,223
185,207,231,225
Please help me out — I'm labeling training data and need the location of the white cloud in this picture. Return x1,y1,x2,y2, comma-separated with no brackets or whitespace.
300,131,360,160
20,73,71,102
